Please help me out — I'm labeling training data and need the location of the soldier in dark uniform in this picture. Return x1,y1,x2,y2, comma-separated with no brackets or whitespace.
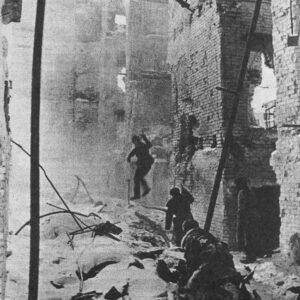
235,177,261,264
165,187,194,246
127,134,154,200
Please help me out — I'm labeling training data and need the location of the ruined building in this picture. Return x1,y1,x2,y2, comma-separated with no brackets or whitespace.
1,1,300,297
168,0,279,249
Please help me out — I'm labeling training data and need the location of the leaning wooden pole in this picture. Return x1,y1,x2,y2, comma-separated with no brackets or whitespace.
204,0,262,232
28,0,46,299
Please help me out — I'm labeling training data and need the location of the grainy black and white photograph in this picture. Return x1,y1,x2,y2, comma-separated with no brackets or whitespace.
0,0,299,299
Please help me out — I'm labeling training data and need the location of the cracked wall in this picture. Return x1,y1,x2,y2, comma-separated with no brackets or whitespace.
169,0,277,247
270,0,300,253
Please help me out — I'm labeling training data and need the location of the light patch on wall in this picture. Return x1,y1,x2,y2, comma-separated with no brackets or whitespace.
252,54,276,128
118,67,126,92
115,14,127,26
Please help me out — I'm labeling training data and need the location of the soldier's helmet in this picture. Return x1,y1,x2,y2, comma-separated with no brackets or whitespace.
170,187,180,196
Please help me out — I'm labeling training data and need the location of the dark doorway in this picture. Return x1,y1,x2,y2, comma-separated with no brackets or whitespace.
252,185,280,254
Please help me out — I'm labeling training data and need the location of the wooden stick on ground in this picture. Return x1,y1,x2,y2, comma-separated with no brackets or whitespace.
11,139,83,231
15,210,99,236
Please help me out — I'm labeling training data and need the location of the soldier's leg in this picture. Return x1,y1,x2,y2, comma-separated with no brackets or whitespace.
237,217,245,251
133,168,141,199
173,219,184,246
140,165,151,195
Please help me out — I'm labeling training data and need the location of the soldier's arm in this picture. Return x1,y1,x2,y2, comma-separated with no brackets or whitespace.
127,148,136,162
165,200,174,230
237,190,246,214
141,134,152,149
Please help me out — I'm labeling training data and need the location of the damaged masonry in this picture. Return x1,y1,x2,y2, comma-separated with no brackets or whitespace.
0,0,300,299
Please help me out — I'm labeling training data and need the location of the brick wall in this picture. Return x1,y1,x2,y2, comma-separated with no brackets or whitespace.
169,0,277,247
270,0,300,253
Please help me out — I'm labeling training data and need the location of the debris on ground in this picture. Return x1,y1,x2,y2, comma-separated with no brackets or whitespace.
128,258,144,269
70,291,103,300
9,194,300,299
52,257,66,264
133,248,164,260
104,286,122,300
104,281,130,300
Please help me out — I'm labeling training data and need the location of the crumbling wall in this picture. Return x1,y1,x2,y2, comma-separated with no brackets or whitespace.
270,0,300,253
0,1,14,298
42,0,76,100
126,0,171,137
169,0,277,247
10,0,129,199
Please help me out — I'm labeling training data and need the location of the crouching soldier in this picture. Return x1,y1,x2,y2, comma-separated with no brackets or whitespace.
157,220,257,300
165,186,194,246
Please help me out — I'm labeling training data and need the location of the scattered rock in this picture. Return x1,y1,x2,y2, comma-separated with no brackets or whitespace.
128,258,144,269
71,291,103,300
50,275,77,287
134,249,164,260
93,200,104,207
276,280,285,286
104,286,122,300
76,250,123,279
52,257,65,264
50,281,64,289
76,260,119,281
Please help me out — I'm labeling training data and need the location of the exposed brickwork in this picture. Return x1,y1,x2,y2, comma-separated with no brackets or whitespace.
270,0,300,253
169,0,277,247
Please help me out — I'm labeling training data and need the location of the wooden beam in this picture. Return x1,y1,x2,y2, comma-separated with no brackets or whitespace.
28,0,46,299
204,0,263,232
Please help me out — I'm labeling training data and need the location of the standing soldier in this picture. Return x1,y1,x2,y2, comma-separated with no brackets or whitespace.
235,177,260,263
165,187,194,246
127,133,154,200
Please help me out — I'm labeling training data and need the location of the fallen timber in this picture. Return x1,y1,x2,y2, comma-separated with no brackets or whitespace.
15,210,97,236
11,139,83,231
